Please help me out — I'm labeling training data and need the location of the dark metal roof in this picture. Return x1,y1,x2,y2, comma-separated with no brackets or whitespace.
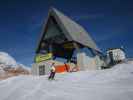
36,7,100,52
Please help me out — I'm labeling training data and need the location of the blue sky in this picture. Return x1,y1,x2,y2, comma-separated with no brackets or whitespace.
0,0,132,67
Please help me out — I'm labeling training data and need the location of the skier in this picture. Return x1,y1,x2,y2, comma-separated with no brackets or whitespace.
48,62,56,80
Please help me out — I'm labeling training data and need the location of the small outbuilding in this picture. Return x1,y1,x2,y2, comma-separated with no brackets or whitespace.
107,48,126,65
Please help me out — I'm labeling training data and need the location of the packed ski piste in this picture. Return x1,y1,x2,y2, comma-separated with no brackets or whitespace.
0,60,133,100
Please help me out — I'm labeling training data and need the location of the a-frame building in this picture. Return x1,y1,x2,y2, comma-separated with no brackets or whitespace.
32,8,104,75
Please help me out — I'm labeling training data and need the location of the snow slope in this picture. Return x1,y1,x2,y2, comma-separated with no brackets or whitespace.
0,62,133,100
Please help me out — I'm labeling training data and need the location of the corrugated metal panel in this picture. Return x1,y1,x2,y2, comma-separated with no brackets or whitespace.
50,8,99,51
36,7,100,52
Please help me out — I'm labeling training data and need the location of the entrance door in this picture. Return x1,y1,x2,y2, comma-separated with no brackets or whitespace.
39,65,45,75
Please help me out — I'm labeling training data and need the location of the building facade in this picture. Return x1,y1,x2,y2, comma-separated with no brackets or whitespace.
32,8,105,75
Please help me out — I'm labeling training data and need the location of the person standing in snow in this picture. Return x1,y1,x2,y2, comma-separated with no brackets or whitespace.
48,63,56,80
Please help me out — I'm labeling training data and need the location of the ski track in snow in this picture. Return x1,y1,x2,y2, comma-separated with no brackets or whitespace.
0,63,133,100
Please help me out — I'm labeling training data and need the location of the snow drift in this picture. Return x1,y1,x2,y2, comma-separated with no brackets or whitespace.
0,61,133,100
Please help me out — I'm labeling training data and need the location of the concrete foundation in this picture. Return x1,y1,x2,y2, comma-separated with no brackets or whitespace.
77,52,104,70
31,61,50,75
31,60,64,75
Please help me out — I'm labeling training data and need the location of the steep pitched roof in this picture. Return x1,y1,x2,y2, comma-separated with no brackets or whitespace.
37,8,100,52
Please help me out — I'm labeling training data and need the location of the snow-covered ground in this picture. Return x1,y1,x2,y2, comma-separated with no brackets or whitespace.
0,62,133,100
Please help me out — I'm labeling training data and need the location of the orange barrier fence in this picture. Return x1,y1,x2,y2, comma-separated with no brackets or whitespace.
55,64,70,73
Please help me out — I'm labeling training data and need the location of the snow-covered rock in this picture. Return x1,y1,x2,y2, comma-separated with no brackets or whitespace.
0,62,133,100
17,64,31,71
0,67,5,75
0,52,30,79
0,52,17,67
